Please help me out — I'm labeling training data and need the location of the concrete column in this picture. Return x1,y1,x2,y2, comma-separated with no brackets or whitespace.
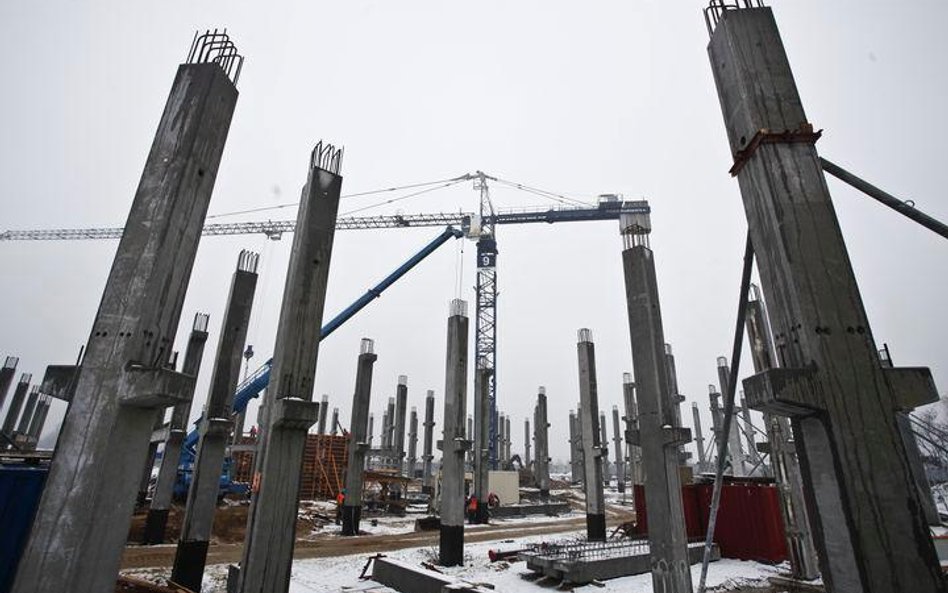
523,418,531,468
317,394,329,435
620,212,692,592
26,395,51,449
473,367,491,524
599,410,610,486
622,374,642,485
692,403,707,474
745,285,819,580
1,373,30,441
342,338,377,536
13,33,242,593
138,412,166,505
568,411,580,483
708,7,943,589
408,407,418,478
384,398,395,449
664,344,687,463
504,415,511,464
236,141,343,593
740,395,761,468
717,357,746,476
708,385,723,461
534,387,550,500
367,413,374,448
497,412,506,467
877,347,941,525
422,390,435,494
0,356,18,412
394,375,408,473
437,299,470,566
330,407,339,436
612,405,625,493
576,329,606,541
15,386,40,436
145,313,211,545
172,252,258,590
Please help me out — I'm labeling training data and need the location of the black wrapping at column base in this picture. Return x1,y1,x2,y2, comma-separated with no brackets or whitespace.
586,513,606,542
341,504,362,536
439,524,464,566
171,539,211,592
142,508,170,545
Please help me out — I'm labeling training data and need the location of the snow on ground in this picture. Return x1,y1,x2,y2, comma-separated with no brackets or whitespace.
287,531,780,593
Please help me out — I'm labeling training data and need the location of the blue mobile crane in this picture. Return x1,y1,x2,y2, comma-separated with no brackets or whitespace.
173,225,464,497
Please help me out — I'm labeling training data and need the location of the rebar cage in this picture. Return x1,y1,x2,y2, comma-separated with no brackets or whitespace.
186,29,244,85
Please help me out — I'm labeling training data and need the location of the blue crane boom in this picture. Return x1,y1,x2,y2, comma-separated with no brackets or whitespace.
175,226,464,490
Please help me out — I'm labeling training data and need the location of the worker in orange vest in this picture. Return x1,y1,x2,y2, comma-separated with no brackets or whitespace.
335,489,346,525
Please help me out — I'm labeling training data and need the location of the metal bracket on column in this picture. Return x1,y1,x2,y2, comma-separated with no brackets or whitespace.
270,398,320,430
119,364,196,408
41,364,79,402
886,367,938,411
729,124,822,176
663,426,692,446
151,425,171,444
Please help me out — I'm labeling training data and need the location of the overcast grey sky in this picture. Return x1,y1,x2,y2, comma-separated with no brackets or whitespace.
0,1,945,464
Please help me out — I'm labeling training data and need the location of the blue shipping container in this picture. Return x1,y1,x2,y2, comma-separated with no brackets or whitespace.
0,464,47,593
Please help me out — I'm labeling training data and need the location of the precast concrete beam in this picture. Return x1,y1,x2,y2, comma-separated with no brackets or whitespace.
236,141,342,593
438,299,470,566
145,313,210,545
422,390,436,494
707,6,944,590
172,252,258,590
342,338,377,536
12,34,242,593
577,329,606,541
620,213,692,592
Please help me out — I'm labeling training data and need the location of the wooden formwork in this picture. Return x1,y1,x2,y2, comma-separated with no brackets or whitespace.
231,434,349,501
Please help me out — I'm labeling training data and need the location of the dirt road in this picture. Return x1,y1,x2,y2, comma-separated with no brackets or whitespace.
121,515,599,569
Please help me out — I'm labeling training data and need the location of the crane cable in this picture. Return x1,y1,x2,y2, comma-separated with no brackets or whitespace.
491,176,594,207
206,175,471,220
339,178,468,217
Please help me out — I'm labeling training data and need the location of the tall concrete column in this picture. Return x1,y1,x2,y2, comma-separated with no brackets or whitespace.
534,387,550,500
394,375,408,473
745,284,819,580
599,410,610,486
342,338,377,536
877,347,941,525
740,395,761,468
367,413,374,448
172,252,258,591
568,411,580,483
620,212,692,592
577,329,606,541
15,386,40,436
504,415,512,464
145,313,211,545
408,407,418,477
664,344,687,463
1,373,30,441
473,367,491,524
317,394,329,434
0,356,18,412
422,390,435,494
717,357,746,476
708,6,943,590
383,399,394,449
330,407,339,436
708,385,723,461
13,32,242,593
497,412,506,467
523,418,531,468
612,406,625,493
237,141,343,593
26,394,51,449
622,374,642,485
692,403,707,474
438,299,470,566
